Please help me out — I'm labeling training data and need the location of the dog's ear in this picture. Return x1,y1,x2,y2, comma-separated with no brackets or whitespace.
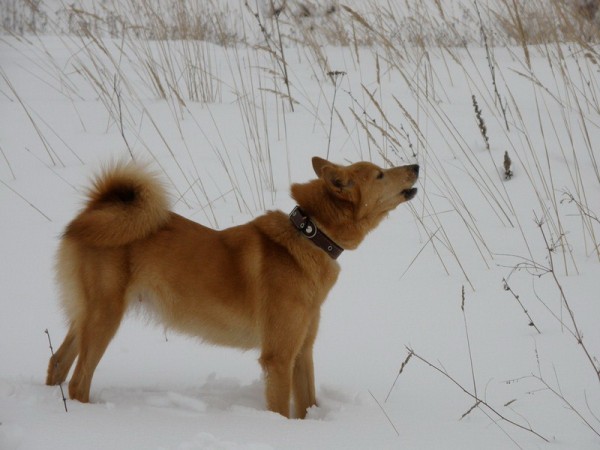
312,156,331,178
321,165,355,198
311,157,354,198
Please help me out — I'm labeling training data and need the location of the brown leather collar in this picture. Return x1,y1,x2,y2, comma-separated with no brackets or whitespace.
289,206,344,260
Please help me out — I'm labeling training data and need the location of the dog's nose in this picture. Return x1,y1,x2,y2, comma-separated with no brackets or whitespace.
410,164,420,176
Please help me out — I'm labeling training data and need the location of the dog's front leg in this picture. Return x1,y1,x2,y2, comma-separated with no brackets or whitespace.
259,307,312,418
292,314,319,418
260,351,295,418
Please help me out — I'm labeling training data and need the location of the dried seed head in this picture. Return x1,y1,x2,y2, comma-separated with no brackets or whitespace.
503,151,513,180
472,95,490,151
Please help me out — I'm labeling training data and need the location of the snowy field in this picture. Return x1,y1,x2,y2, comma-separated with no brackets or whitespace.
1,1,600,449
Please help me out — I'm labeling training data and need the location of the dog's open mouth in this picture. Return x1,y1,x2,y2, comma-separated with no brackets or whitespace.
401,188,418,200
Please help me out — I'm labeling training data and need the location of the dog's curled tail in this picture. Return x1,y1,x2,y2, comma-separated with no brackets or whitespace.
64,162,170,247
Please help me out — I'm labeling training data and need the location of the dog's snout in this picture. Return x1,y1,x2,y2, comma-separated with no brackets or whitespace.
410,164,420,176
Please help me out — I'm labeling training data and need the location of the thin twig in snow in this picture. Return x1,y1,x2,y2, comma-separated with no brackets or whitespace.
460,285,479,420
45,329,68,412
406,347,549,443
0,179,51,222
369,390,400,437
502,278,541,333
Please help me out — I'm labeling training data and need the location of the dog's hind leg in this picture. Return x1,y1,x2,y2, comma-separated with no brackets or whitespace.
46,324,79,386
68,280,127,403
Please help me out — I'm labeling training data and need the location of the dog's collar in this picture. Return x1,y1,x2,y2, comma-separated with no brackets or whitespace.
289,206,344,260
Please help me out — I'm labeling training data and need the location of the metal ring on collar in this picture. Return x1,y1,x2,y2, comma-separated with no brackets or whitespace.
301,220,317,238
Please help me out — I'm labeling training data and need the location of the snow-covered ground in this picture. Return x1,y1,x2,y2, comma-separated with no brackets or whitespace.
1,1,600,449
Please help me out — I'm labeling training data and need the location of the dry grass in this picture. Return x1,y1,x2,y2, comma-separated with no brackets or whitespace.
4,0,597,321
2,0,599,444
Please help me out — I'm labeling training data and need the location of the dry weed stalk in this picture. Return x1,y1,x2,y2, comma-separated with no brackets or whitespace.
385,351,413,403
502,278,541,333
399,347,549,443
502,214,600,383
561,190,600,261
500,0,531,68
0,69,62,166
45,329,68,412
533,214,600,383
460,285,479,420
0,143,16,180
530,374,600,438
474,0,509,131
369,390,400,437
113,76,134,161
326,70,346,159
244,1,294,112
0,178,51,222
505,350,600,439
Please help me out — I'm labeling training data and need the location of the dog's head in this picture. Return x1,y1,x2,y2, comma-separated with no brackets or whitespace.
312,156,419,216
292,157,419,249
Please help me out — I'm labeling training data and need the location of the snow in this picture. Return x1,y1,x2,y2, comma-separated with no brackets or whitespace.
1,1,600,449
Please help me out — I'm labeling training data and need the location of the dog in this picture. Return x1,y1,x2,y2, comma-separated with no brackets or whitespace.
46,156,419,418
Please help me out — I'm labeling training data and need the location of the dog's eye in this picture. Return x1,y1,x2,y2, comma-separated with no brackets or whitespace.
376,171,384,179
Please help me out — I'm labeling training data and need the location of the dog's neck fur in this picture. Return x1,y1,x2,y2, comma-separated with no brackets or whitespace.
291,180,387,250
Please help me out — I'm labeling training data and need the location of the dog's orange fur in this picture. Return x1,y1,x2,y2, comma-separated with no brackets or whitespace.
46,157,419,418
